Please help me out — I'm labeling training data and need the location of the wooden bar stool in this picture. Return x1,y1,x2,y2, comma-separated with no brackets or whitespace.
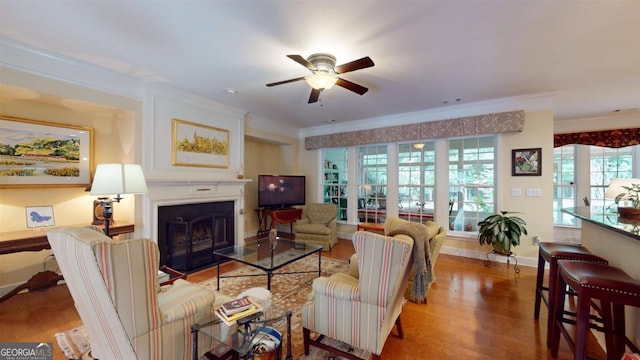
550,260,640,360
533,242,608,347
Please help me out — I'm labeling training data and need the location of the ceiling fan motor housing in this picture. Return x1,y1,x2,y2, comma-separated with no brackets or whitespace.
307,53,336,73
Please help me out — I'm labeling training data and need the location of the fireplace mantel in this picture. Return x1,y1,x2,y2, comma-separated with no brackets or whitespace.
143,178,251,247
146,178,252,186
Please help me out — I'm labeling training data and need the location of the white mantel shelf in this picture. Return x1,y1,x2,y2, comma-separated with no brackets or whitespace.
145,178,252,186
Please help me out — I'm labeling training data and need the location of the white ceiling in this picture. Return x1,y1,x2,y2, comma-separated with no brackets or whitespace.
1,1,639,129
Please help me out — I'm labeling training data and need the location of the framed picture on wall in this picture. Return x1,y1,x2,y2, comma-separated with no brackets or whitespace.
25,205,55,228
512,147,542,176
0,116,94,188
172,118,229,168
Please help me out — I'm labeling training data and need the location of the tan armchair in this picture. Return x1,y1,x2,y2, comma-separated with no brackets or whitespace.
302,230,414,359
349,217,446,303
47,226,233,360
294,203,338,251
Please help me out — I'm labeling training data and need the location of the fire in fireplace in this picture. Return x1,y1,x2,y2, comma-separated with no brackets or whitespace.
157,201,234,272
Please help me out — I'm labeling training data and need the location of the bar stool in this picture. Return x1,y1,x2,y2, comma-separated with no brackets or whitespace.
533,242,608,346
550,260,640,360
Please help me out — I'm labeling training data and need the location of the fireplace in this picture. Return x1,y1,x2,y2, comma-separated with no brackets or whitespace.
157,201,234,272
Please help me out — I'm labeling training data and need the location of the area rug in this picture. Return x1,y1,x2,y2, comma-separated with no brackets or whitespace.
54,256,371,359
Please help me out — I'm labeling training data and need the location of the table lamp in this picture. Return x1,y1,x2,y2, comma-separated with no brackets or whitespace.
89,163,148,236
605,179,640,203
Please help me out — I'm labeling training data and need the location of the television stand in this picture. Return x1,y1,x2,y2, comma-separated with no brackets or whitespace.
256,208,303,239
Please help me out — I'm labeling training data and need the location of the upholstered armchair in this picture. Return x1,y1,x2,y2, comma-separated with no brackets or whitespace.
301,230,414,359
294,203,337,251
47,226,232,360
348,217,445,303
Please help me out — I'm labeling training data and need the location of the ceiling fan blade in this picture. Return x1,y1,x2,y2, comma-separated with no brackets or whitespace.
336,78,368,95
266,77,305,87
334,56,375,74
308,88,321,103
287,55,317,71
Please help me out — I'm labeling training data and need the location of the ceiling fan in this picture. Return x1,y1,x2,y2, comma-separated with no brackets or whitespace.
266,53,375,103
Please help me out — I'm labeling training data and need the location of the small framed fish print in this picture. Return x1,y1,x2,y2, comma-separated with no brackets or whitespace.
26,205,55,228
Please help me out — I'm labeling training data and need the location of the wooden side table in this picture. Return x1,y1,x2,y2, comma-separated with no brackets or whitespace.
0,223,135,255
256,208,303,238
159,265,187,286
0,223,135,303
357,222,385,235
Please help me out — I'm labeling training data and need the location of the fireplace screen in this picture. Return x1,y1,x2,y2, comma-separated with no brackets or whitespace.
159,201,234,272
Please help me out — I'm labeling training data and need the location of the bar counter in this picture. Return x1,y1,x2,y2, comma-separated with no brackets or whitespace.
562,206,640,241
562,206,640,348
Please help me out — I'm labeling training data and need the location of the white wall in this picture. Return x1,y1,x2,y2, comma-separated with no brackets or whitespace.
0,67,141,295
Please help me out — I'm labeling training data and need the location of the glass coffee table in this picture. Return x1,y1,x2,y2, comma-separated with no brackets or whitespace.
192,310,293,360
213,237,323,290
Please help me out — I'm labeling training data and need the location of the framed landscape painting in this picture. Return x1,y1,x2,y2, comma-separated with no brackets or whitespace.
172,118,229,168
0,116,94,187
512,147,542,176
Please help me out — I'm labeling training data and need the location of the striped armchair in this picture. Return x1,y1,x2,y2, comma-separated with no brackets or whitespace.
301,230,414,359
47,226,231,360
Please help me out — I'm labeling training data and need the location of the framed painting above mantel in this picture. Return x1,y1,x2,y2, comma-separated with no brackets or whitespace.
0,116,94,188
172,118,229,169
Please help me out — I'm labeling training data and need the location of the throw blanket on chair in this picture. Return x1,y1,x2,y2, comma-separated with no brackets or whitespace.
387,221,433,303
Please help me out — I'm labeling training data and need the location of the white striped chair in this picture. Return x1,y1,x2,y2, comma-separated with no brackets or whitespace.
301,230,414,360
47,226,232,360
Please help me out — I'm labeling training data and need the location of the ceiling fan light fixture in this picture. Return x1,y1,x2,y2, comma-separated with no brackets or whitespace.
305,71,338,90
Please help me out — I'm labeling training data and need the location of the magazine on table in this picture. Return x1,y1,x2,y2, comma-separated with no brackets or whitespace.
221,295,253,315
216,297,263,326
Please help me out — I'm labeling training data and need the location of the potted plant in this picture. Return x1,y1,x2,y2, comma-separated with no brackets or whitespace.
615,182,640,220
477,211,528,254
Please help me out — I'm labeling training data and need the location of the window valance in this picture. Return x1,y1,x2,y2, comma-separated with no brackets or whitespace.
554,128,640,148
304,110,525,150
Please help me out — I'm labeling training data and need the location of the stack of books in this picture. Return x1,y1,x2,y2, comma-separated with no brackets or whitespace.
216,296,263,326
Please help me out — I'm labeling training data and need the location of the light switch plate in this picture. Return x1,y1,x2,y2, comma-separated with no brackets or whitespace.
511,188,522,197
526,188,542,197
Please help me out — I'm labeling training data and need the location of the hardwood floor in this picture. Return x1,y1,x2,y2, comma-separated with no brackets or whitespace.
0,238,606,360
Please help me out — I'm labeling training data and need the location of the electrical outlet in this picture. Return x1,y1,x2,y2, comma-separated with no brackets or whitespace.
533,235,541,245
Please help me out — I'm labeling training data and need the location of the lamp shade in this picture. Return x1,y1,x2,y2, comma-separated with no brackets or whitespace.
604,178,640,199
90,163,148,196
305,72,338,90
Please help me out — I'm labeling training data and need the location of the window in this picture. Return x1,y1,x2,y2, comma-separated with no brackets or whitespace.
553,145,577,226
448,136,496,233
589,145,635,208
322,148,348,221
356,145,387,224
398,142,436,223
551,143,638,226
320,136,497,231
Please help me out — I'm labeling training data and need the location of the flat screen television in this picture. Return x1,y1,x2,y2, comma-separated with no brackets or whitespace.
258,175,306,209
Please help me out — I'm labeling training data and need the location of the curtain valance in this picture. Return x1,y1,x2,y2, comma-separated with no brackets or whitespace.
554,128,639,148
304,110,525,150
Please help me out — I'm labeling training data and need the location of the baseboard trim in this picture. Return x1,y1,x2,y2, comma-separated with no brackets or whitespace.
338,231,538,267
0,277,66,299
439,246,538,268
